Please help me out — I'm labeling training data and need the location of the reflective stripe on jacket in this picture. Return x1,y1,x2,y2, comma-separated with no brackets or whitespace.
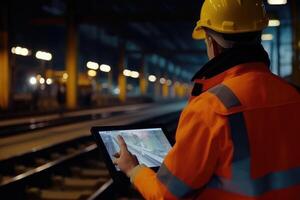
132,62,300,200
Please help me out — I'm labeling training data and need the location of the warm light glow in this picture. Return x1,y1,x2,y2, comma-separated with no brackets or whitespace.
62,73,69,80
88,70,97,77
35,51,52,61
123,69,131,77
11,46,29,56
46,78,53,85
87,61,99,70
130,71,140,79
39,77,45,84
268,19,280,27
100,64,111,72
123,69,139,78
267,0,287,5
29,77,37,85
160,78,166,84
148,75,157,82
167,79,172,86
261,34,274,41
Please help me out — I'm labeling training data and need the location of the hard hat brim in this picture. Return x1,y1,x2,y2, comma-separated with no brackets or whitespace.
192,26,206,40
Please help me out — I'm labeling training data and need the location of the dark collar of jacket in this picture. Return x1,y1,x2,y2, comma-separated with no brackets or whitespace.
191,44,270,97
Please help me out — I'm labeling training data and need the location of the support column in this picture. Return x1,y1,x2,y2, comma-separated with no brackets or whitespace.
162,83,169,98
162,62,170,99
118,42,126,102
291,0,300,86
170,76,176,98
0,1,10,110
139,54,148,96
65,0,78,109
154,68,161,99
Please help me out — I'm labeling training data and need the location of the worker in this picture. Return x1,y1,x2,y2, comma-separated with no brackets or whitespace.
113,0,300,199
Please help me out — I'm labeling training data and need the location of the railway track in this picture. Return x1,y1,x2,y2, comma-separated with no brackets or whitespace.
0,111,181,200
0,104,154,137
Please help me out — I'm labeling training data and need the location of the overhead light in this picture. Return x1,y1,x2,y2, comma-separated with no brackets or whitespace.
36,74,42,80
46,78,53,85
130,71,139,79
268,19,280,27
113,88,120,95
29,77,37,85
11,46,30,56
100,64,111,72
62,73,68,80
123,69,139,78
262,34,274,41
86,61,99,70
123,69,131,77
39,77,45,84
267,0,287,5
160,78,166,84
35,51,52,61
87,70,97,77
166,79,172,86
148,75,157,82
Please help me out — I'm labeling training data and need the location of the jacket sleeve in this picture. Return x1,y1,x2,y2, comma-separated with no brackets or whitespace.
131,101,223,200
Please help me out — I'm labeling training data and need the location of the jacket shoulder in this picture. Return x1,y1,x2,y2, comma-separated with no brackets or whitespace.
189,83,245,116
223,72,300,111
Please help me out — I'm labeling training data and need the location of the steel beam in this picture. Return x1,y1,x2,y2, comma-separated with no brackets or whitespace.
65,0,78,109
0,1,10,110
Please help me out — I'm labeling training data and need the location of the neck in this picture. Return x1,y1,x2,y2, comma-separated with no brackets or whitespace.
192,44,270,81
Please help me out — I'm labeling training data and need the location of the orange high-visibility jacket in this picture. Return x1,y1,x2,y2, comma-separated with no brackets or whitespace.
131,52,300,199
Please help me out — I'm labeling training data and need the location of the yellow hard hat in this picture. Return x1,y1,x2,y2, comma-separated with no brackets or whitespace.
193,0,269,40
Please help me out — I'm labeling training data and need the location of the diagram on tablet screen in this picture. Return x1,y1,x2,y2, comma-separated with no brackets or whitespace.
99,128,172,170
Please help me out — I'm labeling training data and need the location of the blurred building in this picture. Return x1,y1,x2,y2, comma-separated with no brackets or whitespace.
0,0,299,112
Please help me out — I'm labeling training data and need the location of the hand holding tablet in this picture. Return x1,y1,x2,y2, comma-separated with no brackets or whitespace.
112,135,139,176
91,126,173,183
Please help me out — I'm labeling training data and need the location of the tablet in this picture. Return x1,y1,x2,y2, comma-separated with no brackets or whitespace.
91,125,173,182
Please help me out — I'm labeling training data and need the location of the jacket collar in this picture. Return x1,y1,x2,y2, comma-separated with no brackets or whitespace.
191,45,270,97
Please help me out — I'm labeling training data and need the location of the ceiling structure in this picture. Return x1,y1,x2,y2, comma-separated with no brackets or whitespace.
8,0,296,81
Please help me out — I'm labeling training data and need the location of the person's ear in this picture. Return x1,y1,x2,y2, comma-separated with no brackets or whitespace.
205,34,220,59
205,34,214,60
205,35,213,47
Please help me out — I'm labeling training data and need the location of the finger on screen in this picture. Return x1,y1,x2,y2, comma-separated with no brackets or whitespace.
117,135,128,150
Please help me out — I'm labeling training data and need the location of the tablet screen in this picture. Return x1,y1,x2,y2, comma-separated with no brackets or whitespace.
98,128,172,170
